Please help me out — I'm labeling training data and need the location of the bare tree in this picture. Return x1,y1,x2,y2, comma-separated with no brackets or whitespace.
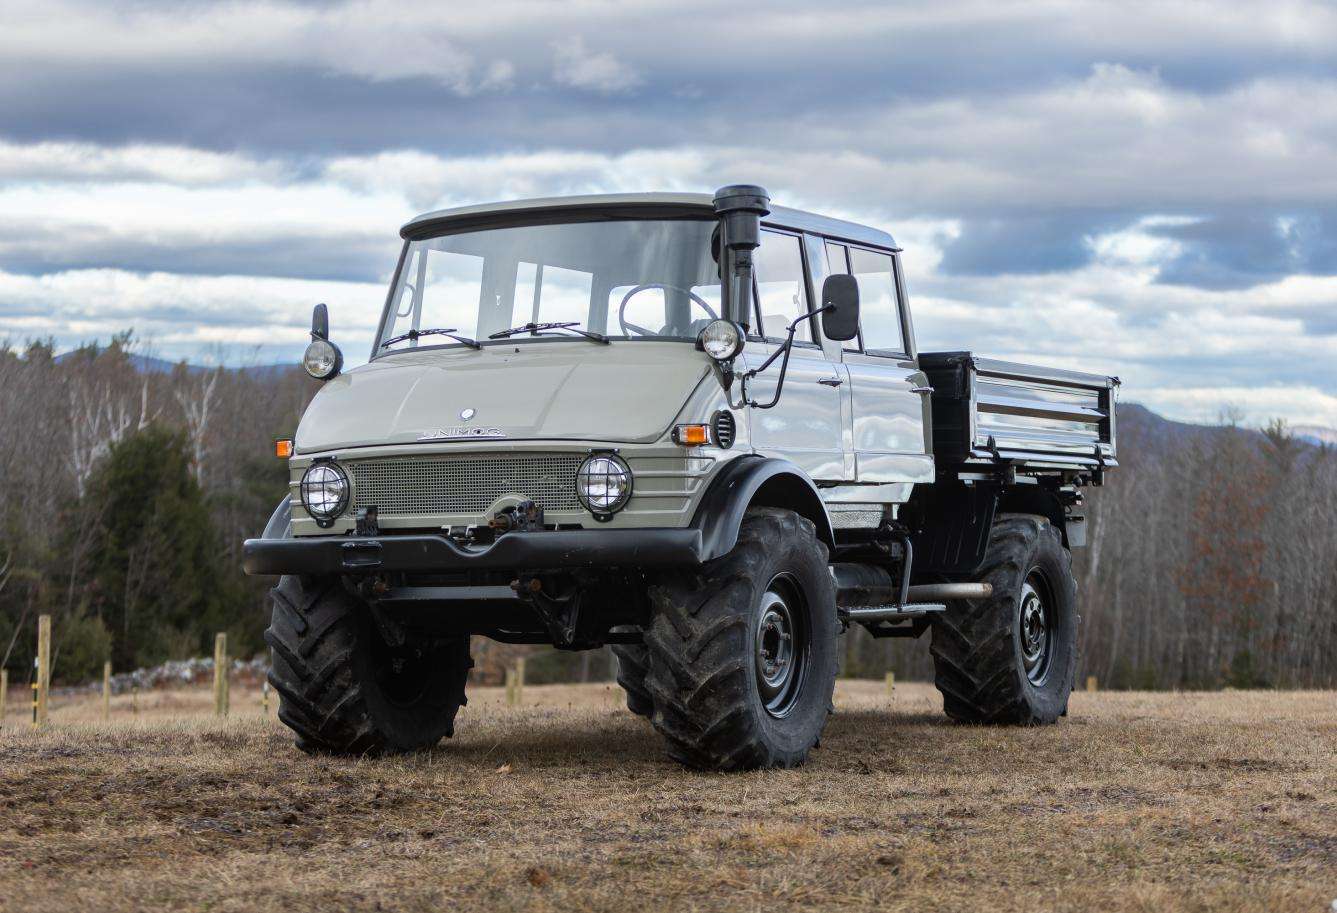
68,376,154,497
175,367,221,486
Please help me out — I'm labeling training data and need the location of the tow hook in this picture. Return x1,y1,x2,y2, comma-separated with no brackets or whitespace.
491,500,545,534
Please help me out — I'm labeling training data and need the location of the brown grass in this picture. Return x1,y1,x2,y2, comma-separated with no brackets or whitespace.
1,681,1334,912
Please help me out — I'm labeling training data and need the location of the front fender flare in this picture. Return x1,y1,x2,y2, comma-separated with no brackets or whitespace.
691,456,834,561
261,497,293,541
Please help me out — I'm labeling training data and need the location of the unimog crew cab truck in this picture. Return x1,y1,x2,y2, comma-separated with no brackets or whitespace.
243,185,1119,770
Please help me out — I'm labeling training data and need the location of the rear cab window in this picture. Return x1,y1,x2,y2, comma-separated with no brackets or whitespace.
823,241,907,357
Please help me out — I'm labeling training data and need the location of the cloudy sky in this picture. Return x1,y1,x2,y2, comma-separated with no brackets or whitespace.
3,0,1337,427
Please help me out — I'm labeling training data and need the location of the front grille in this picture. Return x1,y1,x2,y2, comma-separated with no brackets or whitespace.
348,452,583,517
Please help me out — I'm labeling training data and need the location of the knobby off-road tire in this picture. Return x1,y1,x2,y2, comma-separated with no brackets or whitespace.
930,514,1078,725
266,575,472,755
642,508,838,771
611,643,654,717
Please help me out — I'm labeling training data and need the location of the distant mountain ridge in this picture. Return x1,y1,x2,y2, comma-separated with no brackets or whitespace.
54,351,297,379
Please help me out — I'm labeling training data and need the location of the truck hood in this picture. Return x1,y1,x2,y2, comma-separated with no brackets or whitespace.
294,340,710,453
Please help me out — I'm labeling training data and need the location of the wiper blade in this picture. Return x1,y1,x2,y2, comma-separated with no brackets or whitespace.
380,327,482,350
487,321,610,344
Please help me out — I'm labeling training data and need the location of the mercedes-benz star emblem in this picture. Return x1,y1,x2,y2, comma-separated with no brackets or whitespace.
460,408,476,421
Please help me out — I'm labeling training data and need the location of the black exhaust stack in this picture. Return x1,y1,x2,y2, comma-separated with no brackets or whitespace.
712,185,770,332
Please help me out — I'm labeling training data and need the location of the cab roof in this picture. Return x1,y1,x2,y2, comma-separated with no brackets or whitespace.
401,192,897,250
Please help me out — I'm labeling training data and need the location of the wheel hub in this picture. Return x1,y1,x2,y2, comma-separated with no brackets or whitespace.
1019,576,1052,685
754,575,809,718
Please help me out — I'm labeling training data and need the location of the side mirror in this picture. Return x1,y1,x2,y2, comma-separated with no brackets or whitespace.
311,303,330,340
820,274,860,341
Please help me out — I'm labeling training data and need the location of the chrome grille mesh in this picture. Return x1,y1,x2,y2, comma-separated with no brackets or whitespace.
348,453,582,517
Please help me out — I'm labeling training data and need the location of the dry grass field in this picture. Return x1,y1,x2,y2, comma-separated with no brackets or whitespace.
1,681,1334,913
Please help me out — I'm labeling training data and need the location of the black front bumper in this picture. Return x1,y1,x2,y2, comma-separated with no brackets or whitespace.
241,528,705,576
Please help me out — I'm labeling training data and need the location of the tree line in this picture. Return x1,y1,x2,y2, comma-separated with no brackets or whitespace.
1,337,1333,689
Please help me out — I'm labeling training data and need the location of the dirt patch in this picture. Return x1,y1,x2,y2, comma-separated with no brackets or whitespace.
0,681,1333,912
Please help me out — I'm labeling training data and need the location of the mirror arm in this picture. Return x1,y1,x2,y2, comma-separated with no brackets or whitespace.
311,302,330,341
737,305,832,410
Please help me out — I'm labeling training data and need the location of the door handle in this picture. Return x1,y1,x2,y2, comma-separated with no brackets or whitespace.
817,377,844,387
910,385,934,394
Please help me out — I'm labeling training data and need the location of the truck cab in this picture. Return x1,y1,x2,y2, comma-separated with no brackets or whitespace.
245,186,1119,770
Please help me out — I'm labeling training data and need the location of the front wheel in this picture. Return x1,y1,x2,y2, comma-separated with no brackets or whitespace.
642,508,838,770
265,575,472,755
929,514,1078,724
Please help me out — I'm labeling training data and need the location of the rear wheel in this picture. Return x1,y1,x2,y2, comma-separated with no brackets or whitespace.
642,508,838,770
611,642,653,717
929,514,1078,724
265,575,472,755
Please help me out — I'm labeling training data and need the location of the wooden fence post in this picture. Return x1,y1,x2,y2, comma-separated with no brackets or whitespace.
36,614,51,726
102,661,112,721
1085,675,1098,693
213,633,229,717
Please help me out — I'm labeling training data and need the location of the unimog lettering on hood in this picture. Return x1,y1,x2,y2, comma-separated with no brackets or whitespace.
246,185,1121,771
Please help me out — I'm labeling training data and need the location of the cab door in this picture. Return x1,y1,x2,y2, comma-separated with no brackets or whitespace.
824,242,933,483
741,229,849,482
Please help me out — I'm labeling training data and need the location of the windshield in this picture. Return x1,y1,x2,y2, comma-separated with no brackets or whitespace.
379,218,722,351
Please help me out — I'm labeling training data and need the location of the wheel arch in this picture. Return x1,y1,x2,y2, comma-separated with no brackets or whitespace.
998,486,1081,548
692,456,834,561
261,497,294,541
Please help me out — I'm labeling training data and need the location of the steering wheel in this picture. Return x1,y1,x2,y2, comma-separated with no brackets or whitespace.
617,283,717,337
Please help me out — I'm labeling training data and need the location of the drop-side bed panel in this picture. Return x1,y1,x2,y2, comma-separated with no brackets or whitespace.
920,352,1118,471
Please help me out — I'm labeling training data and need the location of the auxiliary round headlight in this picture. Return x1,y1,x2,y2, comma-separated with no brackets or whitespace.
576,453,633,517
300,462,350,526
303,338,343,380
697,319,745,362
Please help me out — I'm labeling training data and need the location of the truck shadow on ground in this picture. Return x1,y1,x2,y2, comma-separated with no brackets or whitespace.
424,707,954,773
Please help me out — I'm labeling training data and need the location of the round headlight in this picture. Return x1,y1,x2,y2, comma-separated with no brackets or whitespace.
576,453,633,517
300,462,349,525
303,338,343,380
698,319,745,362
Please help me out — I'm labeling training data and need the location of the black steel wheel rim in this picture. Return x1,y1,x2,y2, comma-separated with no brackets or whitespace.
1019,569,1055,686
754,572,810,718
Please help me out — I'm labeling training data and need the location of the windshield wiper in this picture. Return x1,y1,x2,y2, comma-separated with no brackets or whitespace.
381,327,482,350
487,321,610,344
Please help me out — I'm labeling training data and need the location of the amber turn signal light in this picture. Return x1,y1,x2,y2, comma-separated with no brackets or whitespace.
671,424,711,446
275,439,293,459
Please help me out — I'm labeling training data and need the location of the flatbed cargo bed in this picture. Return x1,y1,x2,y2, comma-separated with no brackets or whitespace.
920,352,1118,473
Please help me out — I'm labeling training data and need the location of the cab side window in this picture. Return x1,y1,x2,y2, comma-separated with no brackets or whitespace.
824,241,859,352
754,230,812,344
849,247,904,354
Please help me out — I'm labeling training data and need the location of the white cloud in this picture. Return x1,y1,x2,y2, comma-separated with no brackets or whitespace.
551,36,641,94
0,140,285,186
1136,385,1337,429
